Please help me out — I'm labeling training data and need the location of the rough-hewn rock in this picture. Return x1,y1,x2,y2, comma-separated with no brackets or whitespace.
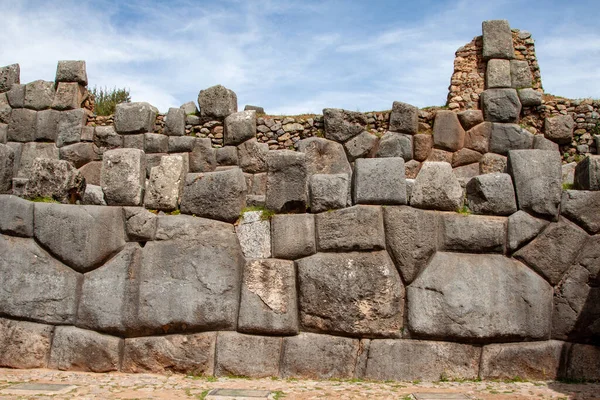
514,219,588,285
271,213,316,260
189,137,217,172
544,115,574,144
561,190,600,234
35,109,59,141
114,102,156,134
237,138,268,173
237,259,298,335
25,158,85,203
8,108,37,142
123,207,157,241
0,143,13,193
56,108,86,147
0,235,80,324
6,83,25,108
439,213,506,253
0,63,20,93
376,131,413,160
575,155,600,191
101,148,146,206
94,126,122,154
480,341,567,380
427,148,453,163
215,332,281,378
144,132,169,153
533,134,559,151
489,123,533,155
265,150,307,213
24,80,54,110
353,158,406,205
433,110,465,151
452,148,482,168
34,203,125,274
17,142,59,178
49,326,121,372
309,173,348,213
235,211,271,259
486,59,511,88
364,340,481,381
413,133,433,161
453,163,480,185
316,205,385,251
482,20,514,59
405,159,422,179
323,108,365,142
411,162,463,211
0,318,54,369
224,110,256,145
164,107,185,136
144,154,186,211
180,168,246,223
480,152,507,174
78,161,102,186
59,142,98,168
518,88,543,106
508,149,562,219
465,122,491,154
344,131,377,161
389,101,418,135
198,85,237,118
298,137,351,177
466,173,517,215
216,146,238,166
457,110,484,131
123,333,216,375
52,82,83,110
510,60,533,89
481,89,521,123
280,333,359,379
82,184,106,206
55,60,87,85
0,195,33,237
565,344,600,381
297,251,404,338
507,210,549,252
408,252,552,341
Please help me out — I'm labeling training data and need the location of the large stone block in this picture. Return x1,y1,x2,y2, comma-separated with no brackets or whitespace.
24,80,54,110
383,206,437,284
533,134,559,151
457,110,484,131
389,101,418,135
316,205,385,251
6,83,25,107
480,341,567,380
0,63,20,93
224,110,256,145
216,146,238,166
123,207,157,241
486,59,511,88
561,190,600,234
0,318,54,369
508,149,562,219
189,137,217,172
507,210,549,252
343,131,377,161
510,60,533,89
575,155,600,190
55,60,88,85
122,133,145,150
215,332,281,378
238,259,298,335
466,172,517,215
168,135,195,153
364,339,481,381
144,154,186,211
544,114,574,144
433,110,465,151
566,344,600,381
101,148,146,206
465,121,491,153
136,219,243,335
518,88,543,107
407,252,553,341
8,108,36,142
271,213,316,260
0,195,33,237
411,162,463,211
482,20,514,59
144,132,168,153
297,251,404,338
439,213,506,253
164,107,185,136
323,108,364,142
413,133,433,161
480,152,507,174
25,158,86,203
34,203,126,273
265,150,307,212
515,219,589,285
122,332,216,374
52,82,83,110
78,160,102,186
481,89,521,123
94,125,122,154
0,144,13,193
235,211,271,259
237,138,268,173
77,243,141,335
280,333,359,379
309,173,349,212
0,235,80,324
114,102,156,134
198,84,237,118
180,168,246,223
16,142,59,178
59,142,98,168
49,326,121,372
57,108,86,147
353,158,406,205
451,148,482,168
376,131,413,160
36,109,60,141
82,184,106,205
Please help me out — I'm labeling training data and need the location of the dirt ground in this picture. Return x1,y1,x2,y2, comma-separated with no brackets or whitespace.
0,368,598,400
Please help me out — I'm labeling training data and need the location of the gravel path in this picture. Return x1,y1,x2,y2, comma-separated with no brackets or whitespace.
0,368,598,399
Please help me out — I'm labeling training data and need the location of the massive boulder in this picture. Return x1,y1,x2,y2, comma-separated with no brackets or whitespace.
25,158,86,203
481,89,521,123
389,101,418,135
164,107,185,136
510,60,533,89
237,138,268,173
507,210,549,252
215,332,281,378
466,172,517,215
224,110,256,145
407,252,553,341
101,148,146,206
323,108,365,142
486,59,511,88
114,102,156,134
198,85,237,118
297,251,404,338
0,318,54,369
575,155,600,191
49,326,121,372
271,213,316,260
353,158,406,205
297,136,351,176
489,123,533,155
411,162,463,211
265,150,307,213
561,190,600,234
144,154,186,211
315,205,385,251
438,213,506,253
0,63,20,93
24,80,55,110
433,110,465,152
482,19,514,60
0,195,33,237
375,131,413,160
55,60,88,85
235,210,271,259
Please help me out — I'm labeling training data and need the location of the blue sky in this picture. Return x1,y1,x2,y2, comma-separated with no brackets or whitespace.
0,0,598,114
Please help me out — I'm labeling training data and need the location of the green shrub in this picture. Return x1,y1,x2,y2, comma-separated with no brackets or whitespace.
91,86,131,116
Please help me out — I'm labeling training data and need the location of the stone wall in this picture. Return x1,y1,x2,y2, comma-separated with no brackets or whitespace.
0,20,600,382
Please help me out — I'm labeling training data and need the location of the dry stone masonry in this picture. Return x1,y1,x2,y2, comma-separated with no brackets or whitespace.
1,20,600,382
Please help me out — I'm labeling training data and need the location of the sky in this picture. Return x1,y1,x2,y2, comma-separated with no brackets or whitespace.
0,0,598,114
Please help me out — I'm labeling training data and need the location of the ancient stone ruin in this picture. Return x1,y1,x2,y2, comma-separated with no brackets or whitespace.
0,20,599,381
